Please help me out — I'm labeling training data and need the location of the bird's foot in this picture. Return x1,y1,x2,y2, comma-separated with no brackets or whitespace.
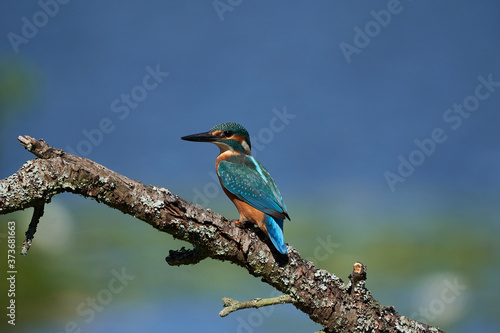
232,219,244,226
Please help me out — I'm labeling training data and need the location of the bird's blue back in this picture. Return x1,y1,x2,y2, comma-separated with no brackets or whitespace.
217,154,289,254
217,154,288,220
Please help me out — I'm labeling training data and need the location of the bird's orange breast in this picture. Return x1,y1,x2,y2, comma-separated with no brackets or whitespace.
215,150,270,236
218,174,269,237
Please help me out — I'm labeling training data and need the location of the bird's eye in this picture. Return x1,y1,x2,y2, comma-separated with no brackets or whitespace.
223,130,233,137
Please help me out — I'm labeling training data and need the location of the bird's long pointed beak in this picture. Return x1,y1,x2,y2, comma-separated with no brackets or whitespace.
180,131,218,143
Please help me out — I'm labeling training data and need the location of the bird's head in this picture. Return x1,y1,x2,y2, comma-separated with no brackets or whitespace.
181,122,251,154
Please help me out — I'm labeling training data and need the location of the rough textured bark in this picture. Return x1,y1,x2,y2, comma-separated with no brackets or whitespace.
0,136,444,333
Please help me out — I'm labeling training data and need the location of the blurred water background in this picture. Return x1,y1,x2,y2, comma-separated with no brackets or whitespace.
0,1,499,332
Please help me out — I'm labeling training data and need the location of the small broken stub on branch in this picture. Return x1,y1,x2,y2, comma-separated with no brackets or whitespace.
353,261,366,276
349,261,367,296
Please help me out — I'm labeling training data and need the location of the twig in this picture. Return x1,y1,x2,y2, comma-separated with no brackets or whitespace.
20,199,45,255
219,295,293,317
165,246,209,266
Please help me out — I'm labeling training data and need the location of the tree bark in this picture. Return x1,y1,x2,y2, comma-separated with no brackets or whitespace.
0,136,444,333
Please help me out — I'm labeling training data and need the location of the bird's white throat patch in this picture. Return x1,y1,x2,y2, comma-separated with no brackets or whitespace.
215,141,232,153
241,140,251,153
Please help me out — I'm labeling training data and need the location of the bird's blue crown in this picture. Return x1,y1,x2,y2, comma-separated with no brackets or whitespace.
210,122,251,153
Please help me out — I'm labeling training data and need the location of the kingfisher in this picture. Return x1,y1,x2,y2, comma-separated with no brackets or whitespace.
181,122,290,254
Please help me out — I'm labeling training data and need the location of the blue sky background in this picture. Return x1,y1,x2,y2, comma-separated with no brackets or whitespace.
1,1,499,332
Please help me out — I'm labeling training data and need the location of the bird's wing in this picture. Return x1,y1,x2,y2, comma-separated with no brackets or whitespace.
217,157,289,220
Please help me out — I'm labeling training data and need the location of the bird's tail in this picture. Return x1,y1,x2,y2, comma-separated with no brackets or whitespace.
264,215,287,254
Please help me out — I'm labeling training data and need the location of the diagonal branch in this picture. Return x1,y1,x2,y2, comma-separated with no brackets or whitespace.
0,135,444,333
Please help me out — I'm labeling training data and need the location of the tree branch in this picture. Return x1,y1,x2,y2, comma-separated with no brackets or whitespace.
219,295,294,317
20,198,45,255
0,136,444,333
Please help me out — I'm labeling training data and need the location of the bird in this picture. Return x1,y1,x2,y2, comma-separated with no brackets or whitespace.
181,122,290,254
